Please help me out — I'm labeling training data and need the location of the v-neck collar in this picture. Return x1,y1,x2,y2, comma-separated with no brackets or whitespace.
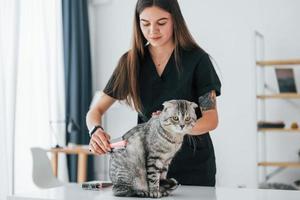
147,47,175,80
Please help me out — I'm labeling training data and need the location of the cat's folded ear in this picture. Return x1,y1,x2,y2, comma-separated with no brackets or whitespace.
190,102,198,109
162,100,177,109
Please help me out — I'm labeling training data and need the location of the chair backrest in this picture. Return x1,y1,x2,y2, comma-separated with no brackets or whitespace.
31,147,64,188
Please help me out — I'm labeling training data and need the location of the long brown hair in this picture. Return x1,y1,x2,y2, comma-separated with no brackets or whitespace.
110,0,200,112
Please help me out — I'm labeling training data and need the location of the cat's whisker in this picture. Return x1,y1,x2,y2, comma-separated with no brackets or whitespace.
163,123,172,126
191,136,197,153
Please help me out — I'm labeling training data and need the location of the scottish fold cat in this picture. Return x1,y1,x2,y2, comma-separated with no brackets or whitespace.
109,99,198,198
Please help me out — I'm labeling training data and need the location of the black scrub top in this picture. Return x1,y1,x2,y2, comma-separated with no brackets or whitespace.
104,46,221,186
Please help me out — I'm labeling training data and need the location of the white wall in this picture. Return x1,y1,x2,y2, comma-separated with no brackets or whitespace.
88,0,300,188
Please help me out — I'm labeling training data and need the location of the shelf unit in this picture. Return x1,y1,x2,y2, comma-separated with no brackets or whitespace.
258,128,300,133
257,93,300,99
258,162,300,168
255,31,300,184
256,59,300,66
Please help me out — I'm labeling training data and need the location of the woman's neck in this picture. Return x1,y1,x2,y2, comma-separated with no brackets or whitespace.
149,41,175,58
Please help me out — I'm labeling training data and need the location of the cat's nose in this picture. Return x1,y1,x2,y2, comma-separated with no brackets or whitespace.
180,125,185,130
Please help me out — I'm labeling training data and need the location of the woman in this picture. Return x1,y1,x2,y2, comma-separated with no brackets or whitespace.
86,0,221,186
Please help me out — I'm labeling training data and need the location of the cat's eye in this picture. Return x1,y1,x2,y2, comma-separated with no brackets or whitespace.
172,116,179,121
185,116,191,121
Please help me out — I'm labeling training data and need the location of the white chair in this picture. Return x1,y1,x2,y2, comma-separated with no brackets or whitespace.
31,147,65,188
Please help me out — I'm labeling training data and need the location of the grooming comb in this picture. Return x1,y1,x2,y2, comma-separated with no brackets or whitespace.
109,137,127,151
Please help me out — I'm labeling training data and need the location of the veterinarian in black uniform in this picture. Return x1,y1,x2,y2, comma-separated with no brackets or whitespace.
137,47,221,186
87,0,221,186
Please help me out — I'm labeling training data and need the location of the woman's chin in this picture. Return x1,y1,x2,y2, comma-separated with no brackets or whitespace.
149,40,168,47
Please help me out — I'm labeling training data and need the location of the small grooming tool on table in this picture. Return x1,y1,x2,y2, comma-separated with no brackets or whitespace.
82,180,113,190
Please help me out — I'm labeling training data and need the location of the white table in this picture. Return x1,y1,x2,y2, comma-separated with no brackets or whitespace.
7,184,300,200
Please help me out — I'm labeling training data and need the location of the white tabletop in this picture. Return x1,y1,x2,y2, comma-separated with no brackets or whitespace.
7,184,300,200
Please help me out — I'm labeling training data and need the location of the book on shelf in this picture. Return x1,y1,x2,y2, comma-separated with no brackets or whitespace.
275,68,297,93
257,121,285,129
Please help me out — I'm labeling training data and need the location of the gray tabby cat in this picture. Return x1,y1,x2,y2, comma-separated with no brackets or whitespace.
109,100,198,198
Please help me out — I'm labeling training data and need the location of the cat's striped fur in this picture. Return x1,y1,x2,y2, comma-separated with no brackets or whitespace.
109,100,198,198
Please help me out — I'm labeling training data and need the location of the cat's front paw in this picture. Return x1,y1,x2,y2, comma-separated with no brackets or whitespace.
148,190,162,198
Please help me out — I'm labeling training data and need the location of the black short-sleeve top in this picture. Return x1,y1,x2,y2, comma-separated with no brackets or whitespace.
136,47,221,124
103,46,221,149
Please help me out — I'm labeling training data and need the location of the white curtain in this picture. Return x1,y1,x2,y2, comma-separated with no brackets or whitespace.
0,0,20,198
14,0,68,193
0,0,67,196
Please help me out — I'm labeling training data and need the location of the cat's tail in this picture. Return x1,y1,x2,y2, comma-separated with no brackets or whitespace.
160,178,179,192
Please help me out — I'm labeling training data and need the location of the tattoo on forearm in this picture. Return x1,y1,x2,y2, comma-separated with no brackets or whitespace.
198,91,216,112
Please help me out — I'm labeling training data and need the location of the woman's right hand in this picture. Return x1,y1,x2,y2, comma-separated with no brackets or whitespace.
89,129,111,155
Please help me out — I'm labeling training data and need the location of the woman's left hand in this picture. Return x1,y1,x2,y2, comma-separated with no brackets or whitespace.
151,110,161,117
